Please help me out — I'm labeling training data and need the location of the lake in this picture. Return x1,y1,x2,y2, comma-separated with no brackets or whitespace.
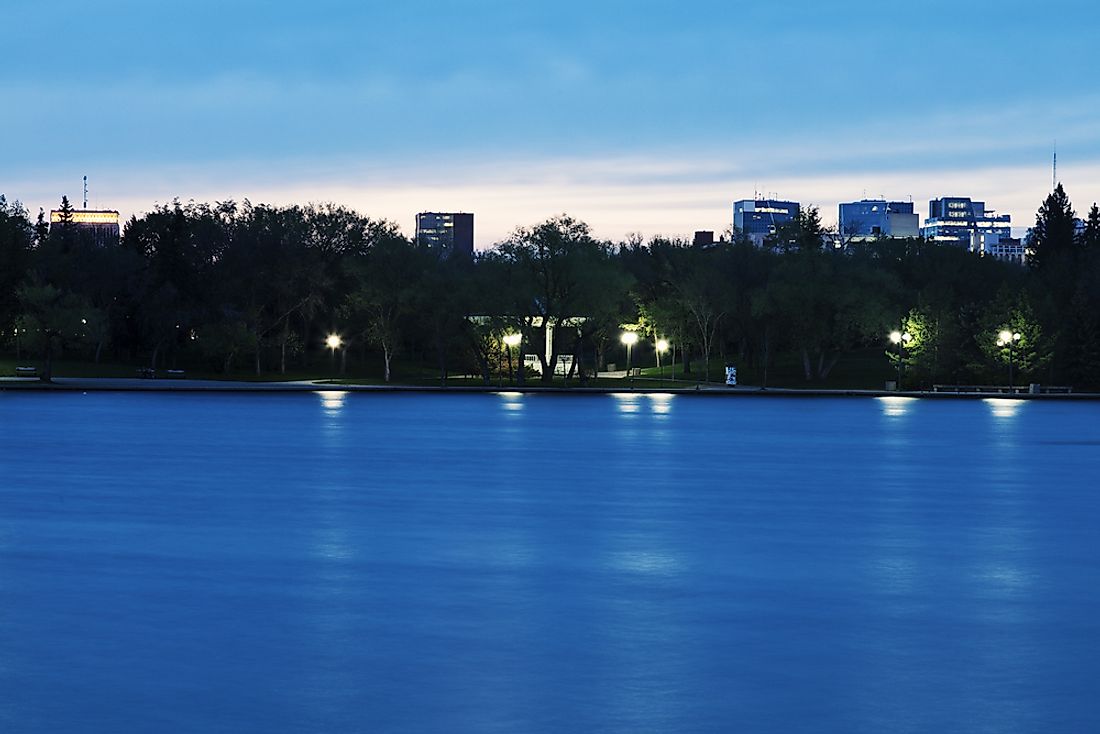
1,391,1098,732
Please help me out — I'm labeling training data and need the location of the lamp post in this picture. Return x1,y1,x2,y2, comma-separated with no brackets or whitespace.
326,333,342,373
656,338,670,382
621,331,639,389
503,333,521,385
997,329,1022,391
889,330,912,390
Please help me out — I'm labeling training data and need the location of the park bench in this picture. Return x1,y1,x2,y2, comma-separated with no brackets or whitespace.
15,366,37,377
165,369,186,379
933,384,1073,395
933,384,1028,394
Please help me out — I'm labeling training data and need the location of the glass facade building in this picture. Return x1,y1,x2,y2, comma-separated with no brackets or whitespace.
732,199,800,247
838,200,919,240
49,209,120,246
921,197,1011,247
415,212,474,258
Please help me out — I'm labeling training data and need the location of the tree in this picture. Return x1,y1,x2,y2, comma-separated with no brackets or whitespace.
16,280,95,382
493,216,629,383
1027,184,1076,271
885,308,940,387
33,208,49,247
667,245,729,382
121,200,228,369
762,251,896,381
0,196,34,348
767,205,827,252
1081,203,1100,251
341,233,423,382
977,294,1049,383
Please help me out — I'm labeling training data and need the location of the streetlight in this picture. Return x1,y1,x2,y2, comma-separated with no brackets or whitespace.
656,338,669,381
889,330,912,390
503,333,522,385
997,329,1022,391
621,331,639,388
326,333,342,372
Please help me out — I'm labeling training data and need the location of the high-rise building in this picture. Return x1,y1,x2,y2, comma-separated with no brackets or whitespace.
49,208,120,246
972,232,1025,265
921,197,1011,247
838,199,919,241
415,212,474,258
733,199,800,247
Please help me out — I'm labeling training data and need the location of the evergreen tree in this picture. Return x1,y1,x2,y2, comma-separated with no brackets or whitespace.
34,208,49,247
1081,203,1100,251
56,195,75,223
1027,184,1076,270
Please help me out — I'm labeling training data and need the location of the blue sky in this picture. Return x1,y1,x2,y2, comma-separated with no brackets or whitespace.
5,0,1099,245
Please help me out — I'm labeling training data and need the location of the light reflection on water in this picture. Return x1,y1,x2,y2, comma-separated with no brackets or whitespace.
612,392,674,417
498,391,524,411
648,393,673,415
985,397,1024,418
877,395,916,417
317,389,348,412
0,393,1098,733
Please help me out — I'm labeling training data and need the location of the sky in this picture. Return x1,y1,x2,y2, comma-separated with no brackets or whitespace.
4,0,1100,247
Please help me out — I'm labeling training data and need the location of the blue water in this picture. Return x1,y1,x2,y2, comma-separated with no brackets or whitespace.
1,392,1099,733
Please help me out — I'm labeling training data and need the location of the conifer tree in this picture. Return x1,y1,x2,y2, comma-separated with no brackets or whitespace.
1027,184,1076,270
1081,203,1100,251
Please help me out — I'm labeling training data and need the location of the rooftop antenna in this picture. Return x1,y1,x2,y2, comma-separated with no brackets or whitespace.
83,175,88,209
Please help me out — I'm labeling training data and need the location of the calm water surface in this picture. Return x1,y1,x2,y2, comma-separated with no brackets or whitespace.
1,392,1099,733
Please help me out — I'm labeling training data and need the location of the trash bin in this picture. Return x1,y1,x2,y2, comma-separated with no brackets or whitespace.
1029,383,1041,394
885,380,897,391
725,365,737,387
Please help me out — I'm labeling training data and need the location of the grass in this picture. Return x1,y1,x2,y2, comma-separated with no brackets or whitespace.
3,347,898,391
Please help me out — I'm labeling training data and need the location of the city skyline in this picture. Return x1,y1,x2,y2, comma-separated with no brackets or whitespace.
6,0,1100,247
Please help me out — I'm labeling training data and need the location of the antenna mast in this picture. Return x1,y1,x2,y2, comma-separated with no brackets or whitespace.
83,175,88,209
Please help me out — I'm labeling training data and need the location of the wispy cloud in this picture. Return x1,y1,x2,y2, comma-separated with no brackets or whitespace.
11,153,1100,248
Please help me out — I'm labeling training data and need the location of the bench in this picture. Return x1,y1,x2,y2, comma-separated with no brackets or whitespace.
15,366,37,377
933,384,1073,395
165,369,186,379
933,384,1028,394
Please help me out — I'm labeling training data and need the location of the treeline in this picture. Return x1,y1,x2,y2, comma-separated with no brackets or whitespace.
1,186,1099,388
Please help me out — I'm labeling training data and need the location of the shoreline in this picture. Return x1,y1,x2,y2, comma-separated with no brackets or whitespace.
2,377,1098,400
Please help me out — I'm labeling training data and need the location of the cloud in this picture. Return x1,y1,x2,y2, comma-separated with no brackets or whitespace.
10,152,1099,249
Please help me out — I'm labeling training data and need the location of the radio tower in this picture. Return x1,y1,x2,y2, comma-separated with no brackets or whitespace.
83,175,88,209
1053,143,1057,191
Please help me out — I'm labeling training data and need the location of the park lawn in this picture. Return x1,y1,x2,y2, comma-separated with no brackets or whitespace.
3,347,897,391
636,347,895,390
0,355,139,379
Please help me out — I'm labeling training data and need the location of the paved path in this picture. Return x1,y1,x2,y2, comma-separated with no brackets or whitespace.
3,375,1098,399
0,377,339,391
